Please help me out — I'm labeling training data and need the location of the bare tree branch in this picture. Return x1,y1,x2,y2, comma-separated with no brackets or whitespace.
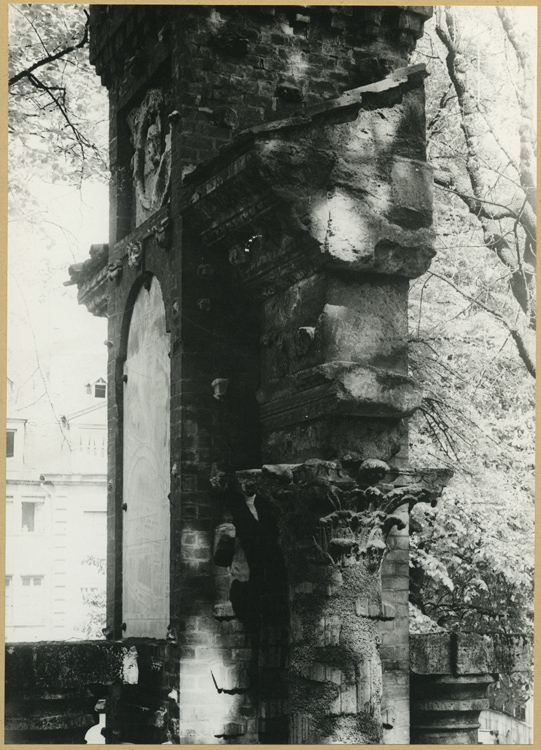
427,270,535,377
433,7,536,363
496,7,537,212
9,10,89,87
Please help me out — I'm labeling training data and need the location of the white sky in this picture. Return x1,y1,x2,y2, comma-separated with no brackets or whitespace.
7,175,109,401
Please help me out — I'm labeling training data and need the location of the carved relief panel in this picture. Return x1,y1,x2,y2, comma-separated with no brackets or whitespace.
127,88,172,226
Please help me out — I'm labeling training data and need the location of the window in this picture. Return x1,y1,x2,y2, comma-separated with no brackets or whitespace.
94,383,106,398
22,502,35,532
20,576,45,624
21,502,44,533
6,430,15,458
22,576,42,586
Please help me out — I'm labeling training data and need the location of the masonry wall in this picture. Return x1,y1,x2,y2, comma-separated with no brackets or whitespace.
89,5,432,743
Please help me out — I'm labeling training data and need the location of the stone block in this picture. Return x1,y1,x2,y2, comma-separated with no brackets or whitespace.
389,156,433,229
410,633,453,675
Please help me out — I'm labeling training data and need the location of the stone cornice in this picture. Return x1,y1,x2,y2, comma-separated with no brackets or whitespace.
65,244,109,318
181,64,434,290
64,206,172,318
258,362,423,426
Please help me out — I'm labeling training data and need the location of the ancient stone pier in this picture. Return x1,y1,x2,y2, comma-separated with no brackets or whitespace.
69,5,436,743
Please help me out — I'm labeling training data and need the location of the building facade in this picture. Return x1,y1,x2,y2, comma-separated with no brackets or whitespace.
6,371,107,642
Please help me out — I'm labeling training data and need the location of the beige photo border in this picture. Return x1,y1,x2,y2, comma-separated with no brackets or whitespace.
0,0,538,748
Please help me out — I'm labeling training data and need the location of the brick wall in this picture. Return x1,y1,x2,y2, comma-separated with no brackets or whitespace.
170,5,414,173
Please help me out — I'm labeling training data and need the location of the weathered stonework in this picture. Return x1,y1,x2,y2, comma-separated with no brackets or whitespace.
4,641,171,744
61,6,438,744
127,88,172,225
205,459,451,744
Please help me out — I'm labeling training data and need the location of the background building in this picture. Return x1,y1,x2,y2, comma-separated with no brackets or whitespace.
6,358,107,642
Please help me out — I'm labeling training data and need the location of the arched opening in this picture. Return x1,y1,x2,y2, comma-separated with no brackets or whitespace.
122,276,170,637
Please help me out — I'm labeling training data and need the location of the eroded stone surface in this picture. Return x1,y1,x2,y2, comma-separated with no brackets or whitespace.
207,459,450,744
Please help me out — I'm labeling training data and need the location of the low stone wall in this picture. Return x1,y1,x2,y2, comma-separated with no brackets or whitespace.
410,632,532,744
5,640,174,744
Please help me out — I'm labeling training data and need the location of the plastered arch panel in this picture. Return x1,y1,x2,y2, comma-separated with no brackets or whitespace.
122,276,170,637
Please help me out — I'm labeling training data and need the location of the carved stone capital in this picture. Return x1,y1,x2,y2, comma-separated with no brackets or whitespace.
225,459,451,597
218,459,450,744
64,244,110,318
233,458,450,525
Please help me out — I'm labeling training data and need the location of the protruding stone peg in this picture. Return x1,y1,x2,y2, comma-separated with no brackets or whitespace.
166,624,179,645
197,264,214,278
107,260,123,283
152,216,172,249
296,326,316,354
212,378,229,401
228,244,251,265
197,298,211,311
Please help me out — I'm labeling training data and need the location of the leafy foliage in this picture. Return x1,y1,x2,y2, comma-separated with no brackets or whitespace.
412,7,536,376
9,4,108,220
76,555,106,639
408,8,535,649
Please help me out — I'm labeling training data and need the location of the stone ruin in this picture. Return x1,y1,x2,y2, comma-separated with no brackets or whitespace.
5,5,531,745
